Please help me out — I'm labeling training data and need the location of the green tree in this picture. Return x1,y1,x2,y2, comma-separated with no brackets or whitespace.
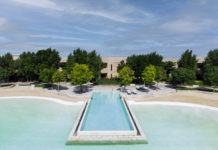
16,52,36,81
203,66,218,89
88,50,106,79
118,66,135,86
52,70,67,91
171,68,196,85
155,66,166,86
0,66,9,81
204,49,218,69
142,65,156,86
0,53,15,81
178,49,198,71
35,48,61,76
117,60,126,72
70,63,94,93
39,68,56,83
66,49,105,80
124,52,163,82
164,61,175,78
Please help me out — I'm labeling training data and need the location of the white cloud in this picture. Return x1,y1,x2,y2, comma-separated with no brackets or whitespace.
0,17,19,33
0,36,11,43
11,0,62,10
10,0,153,23
73,26,113,35
30,34,85,41
161,18,213,33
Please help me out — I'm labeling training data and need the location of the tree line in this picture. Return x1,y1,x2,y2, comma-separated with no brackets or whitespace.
0,48,105,92
117,49,218,88
0,48,218,89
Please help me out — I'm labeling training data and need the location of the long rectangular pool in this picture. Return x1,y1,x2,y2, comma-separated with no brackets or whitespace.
68,92,147,143
80,92,134,131
77,92,136,136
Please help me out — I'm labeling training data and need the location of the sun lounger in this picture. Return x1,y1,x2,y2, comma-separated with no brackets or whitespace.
126,89,132,95
131,89,137,94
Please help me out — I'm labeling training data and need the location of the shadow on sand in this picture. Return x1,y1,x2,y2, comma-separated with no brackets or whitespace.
73,85,93,94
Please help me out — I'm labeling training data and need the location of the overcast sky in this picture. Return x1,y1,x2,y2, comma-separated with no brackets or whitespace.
0,0,218,58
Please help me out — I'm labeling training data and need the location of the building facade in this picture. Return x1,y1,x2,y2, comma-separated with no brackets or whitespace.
99,57,205,79
11,55,205,79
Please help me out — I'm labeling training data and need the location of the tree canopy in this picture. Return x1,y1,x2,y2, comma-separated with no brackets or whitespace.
118,66,135,85
171,68,196,85
142,65,156,85
0,53,15,80
66,48,105,80
117,60,126,72
163,61,175,78
119,52,163,83
203,66,218,87
39,68,56,83
35,48,61,75
16,52,36,81
70,63,94,87
204,49,218,67
52,70,67,91
155,66,166,83
178,49,198,71
0,66,9,81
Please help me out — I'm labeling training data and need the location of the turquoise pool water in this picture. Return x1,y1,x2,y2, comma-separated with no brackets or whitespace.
80,92,134,131
0,98,218,150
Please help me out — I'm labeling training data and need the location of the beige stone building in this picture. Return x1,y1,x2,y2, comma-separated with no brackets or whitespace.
100,57,125,78
11,55,205,79
99,57,205,79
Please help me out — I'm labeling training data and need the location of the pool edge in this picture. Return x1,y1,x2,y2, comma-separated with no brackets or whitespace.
67,93,147,144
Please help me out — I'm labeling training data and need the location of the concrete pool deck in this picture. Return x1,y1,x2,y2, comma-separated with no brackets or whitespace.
0,86,218,108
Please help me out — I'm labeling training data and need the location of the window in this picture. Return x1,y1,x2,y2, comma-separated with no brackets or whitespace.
111,64,113,71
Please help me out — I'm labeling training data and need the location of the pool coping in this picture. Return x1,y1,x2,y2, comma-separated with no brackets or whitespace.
67,95,147,144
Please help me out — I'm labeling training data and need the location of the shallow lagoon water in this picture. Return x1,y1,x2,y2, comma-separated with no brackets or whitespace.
0,98,218,150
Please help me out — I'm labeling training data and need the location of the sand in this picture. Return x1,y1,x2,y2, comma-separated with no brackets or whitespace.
0,86,218,108
124,91,218,108
0,86,89,102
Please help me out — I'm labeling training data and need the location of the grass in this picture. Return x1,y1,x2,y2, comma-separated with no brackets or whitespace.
194,80,203,86
95,79,120,85
19,84,31,86
176,87,218,93
0,84,13,87
176,87,197,91
34,83,54,88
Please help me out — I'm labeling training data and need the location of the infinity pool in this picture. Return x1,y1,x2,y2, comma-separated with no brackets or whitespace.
80,92,134,131
0,98,218,150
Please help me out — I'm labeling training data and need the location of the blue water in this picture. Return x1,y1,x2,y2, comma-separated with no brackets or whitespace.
0,98,218,150
80,92,134,131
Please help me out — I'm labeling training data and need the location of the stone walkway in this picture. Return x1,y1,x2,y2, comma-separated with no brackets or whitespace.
45,83,176,98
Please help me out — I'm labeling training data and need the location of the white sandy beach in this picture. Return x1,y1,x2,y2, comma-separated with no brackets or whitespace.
0,85,218,108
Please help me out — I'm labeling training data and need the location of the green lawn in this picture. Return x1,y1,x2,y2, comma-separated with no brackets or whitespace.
18,84,31,86
94,79,120,85
0,84,13,87
34,83,55,88
176,87,218,93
